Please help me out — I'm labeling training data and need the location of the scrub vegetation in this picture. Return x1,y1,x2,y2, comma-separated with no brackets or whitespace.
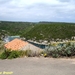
0,42,75,59
0,21,75,41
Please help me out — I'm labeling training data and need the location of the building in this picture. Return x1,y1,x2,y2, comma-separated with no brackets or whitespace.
4,39,43,53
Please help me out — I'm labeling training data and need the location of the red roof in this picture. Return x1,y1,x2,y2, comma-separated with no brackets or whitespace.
4,39,28,50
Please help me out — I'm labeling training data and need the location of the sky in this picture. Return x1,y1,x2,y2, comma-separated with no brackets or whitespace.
0,0,75,22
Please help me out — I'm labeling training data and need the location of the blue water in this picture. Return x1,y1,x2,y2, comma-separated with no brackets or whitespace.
8,36,20,41
4,36,20,42
28,41,48,49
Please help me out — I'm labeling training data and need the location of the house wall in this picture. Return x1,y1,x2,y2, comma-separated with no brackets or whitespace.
20,43,43,53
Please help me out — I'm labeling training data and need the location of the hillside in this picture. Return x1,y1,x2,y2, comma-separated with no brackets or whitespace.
22,22,75,40
0,21,75,41
0,21,35,39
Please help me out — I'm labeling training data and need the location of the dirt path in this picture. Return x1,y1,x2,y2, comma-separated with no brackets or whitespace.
0,57,75,75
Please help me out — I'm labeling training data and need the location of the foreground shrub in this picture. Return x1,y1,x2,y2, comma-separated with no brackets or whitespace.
0,49,40,59
8,51,20,59
0,50,28,59
0,50,11,59
0,43,75,59
44,43,75,58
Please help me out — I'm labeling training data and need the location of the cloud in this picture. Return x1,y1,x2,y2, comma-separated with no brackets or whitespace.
0,0,10,4
58,0,70,2
0,0,75,22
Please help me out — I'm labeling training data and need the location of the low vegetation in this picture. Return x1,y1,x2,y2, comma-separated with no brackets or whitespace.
0,42,75,59
0,49,41,59
43,42,75,58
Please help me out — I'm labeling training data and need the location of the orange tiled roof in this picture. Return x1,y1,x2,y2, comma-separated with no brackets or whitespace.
4,39,28,50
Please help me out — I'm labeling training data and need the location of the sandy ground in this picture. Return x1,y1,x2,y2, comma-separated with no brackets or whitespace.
0,57,75,75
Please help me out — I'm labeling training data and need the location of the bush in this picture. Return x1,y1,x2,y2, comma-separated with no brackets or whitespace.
44,43,75,58
0,50,11,59
0,49,38,59
52,54,59,58
0,50,27,59
0,49,41,59
19,50,26,57
8,51,20,59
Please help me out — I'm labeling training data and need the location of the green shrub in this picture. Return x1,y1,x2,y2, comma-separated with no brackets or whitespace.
19,50,26,57
0,50,11,59
0,52,8,59
0,49,39,59
8,51,20,59
0,50,27,59
52,54,59,58
45,43,75,58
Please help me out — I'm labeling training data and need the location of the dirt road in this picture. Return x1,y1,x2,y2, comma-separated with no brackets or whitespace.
0,57,75,75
